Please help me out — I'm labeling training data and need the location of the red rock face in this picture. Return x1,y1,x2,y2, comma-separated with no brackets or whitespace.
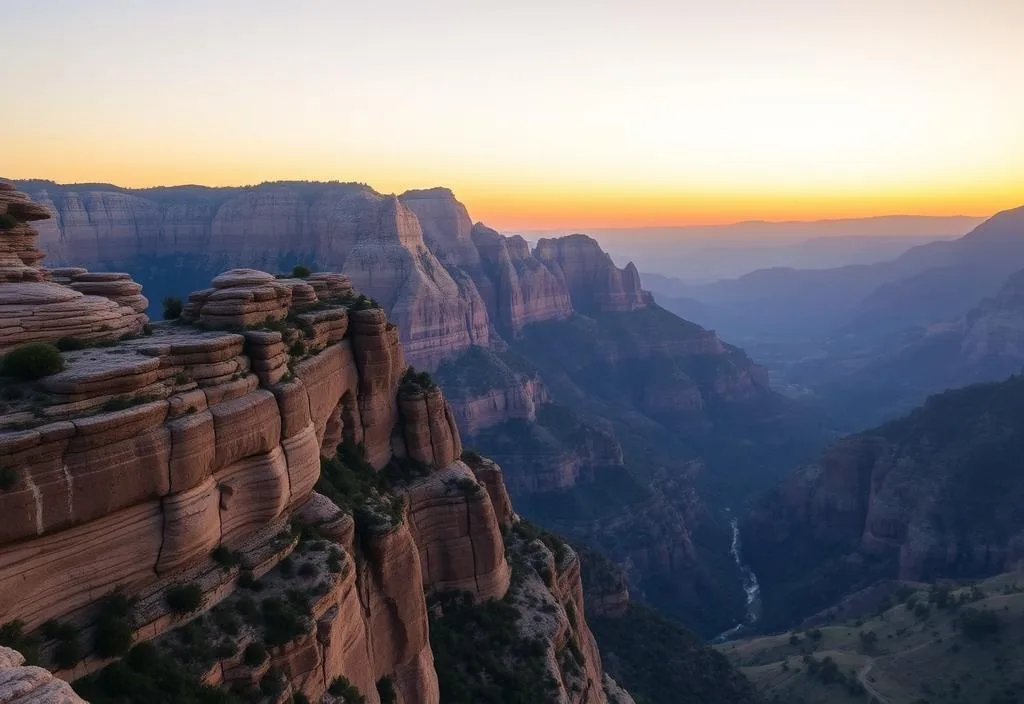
0,184,631,704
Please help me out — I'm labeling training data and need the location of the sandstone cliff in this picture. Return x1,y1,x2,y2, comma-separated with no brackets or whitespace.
0,185,628,704
20,181,654,372
14,178,813,639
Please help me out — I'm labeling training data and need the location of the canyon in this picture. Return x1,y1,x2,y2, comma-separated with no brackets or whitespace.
15,179,825,637
0,183,639,704
742,372,1024,632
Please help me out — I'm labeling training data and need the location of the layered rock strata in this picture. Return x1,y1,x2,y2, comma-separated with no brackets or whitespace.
22,181,656,369
0,186,627,704
0,184,147,353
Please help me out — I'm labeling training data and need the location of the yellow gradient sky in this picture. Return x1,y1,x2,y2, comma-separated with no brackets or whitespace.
2,0,1023,229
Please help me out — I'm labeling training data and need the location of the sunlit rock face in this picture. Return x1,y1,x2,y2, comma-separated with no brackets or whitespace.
0,184,629,704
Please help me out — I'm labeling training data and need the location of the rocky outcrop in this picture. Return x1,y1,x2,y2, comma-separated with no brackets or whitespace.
19,181,661,368
0,183,148,353
16,179,799,641
0,647,86,704
470,225,573,336
405,463,511,601
535,235,649,314
0,185,629,704
448,375,549,435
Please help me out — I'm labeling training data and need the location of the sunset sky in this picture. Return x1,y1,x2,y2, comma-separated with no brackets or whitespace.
3,0,1023,229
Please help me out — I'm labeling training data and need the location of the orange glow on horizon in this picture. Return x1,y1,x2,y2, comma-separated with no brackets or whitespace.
4,1,1022,233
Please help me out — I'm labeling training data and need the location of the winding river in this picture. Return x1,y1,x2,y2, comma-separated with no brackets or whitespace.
712,514,762,643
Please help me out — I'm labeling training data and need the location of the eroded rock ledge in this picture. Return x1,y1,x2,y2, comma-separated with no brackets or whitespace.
0,185,630,704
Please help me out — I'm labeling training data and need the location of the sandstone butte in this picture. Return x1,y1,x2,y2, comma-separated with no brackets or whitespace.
0,184,635,704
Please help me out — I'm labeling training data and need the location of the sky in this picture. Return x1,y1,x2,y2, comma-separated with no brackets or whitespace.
2,0,1023,230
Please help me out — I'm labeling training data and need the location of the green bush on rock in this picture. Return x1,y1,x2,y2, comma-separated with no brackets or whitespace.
1,343,64,380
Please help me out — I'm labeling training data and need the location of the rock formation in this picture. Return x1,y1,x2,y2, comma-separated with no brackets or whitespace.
744,372,1024,631
0,647,86,704
15,178,807,639
534,234,649,314
0,184,147,353
0,186,629,703
20,181,657,368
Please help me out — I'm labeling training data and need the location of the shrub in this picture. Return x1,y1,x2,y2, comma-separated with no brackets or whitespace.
238,570,263,591
53,637,83,669
0,466,16,491
399,367,437,395
455,477,482,497
211,546,242,569
235,595,261,625
376,677,397,704
141,323,153,336
261,596,305,646
243,642,267,667
289,340,306,357
214,640,237,658
162,297,183,320
292,265,312,278
165,584,203,614
1,343,64,380
293,693,311,704
211,607,240,636
328,676,365,703
460,449,484,467
260,667,285,698
93,592,135,657
0,213,19,230
0,620,40,664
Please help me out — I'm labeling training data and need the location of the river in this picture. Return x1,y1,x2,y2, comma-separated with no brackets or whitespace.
711,514,761,643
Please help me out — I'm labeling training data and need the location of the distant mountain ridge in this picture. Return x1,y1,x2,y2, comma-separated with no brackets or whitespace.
648,204,1024,373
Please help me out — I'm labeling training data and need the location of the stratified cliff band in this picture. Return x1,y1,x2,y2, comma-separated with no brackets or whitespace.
0,183,634,704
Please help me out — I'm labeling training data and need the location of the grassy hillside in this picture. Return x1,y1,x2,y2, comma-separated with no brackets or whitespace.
718,571,1024,704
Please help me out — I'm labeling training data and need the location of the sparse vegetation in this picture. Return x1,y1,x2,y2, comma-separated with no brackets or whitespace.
428,589,556,703
314,441,408,531
73,640,242,704
243,642,267,667
42,619,83,670
347,294,380,311
162,296,183,320
399,366,437,395
328,676,365,703
292,265,312,278
93,592,135,657
376,677,397,704
165,584,204,614
0,620,40,664
1,342,65,380
211,546,242,569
